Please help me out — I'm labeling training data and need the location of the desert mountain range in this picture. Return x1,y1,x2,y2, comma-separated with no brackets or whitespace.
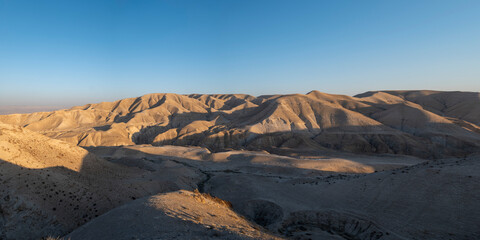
1,90,479,158
0,90,479,239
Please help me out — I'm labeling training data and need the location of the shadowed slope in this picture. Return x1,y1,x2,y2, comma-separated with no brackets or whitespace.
0,123,203,240
66,190,282,240
356,90,480,125
1,91,479,158
204,155,480,239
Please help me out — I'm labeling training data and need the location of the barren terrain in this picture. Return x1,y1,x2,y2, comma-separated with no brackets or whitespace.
0,90,479,239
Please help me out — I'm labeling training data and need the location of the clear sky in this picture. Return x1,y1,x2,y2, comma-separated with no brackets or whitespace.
0,0,479,106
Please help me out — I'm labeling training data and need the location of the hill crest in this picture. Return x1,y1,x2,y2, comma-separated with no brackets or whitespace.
1,90,479,158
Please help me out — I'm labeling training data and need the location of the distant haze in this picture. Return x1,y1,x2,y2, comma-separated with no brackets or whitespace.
0,105,69,115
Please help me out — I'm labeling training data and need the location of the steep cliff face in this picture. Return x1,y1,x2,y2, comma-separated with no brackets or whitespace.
1,91,479,158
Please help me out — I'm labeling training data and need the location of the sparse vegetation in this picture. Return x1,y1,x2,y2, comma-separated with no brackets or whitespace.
43,236,70,240
193,189,233,209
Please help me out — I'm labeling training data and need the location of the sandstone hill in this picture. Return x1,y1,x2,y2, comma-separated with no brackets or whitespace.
1,90,478,159
66,190,281,240
0,123,203,239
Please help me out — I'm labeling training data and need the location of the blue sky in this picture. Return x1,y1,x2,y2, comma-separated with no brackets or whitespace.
0,0,479,106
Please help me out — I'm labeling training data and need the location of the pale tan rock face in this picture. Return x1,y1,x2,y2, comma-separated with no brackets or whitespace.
1,91,479,158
